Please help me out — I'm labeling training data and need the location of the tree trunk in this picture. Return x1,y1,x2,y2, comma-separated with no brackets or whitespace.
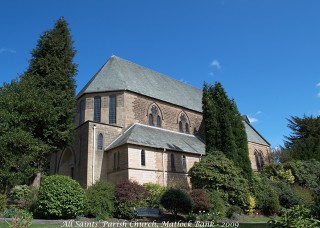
30,172,42,189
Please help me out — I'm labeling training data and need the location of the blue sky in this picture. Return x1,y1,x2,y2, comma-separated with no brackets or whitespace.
1,0,319,147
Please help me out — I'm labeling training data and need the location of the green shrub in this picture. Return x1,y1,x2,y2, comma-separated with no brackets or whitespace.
9,185,38,210
189,152,250,209
272,180,299,208
0,194,6,213
260,189,280,215
311,196,320,219
252,174,280,215
86,181,115,219
34,175,86,219
284,160,320,196
10,185,31,201
114,180,148,219
292,185,314,207
208,190,227,217
160,188,193,219
143,183,165,208
226,205,242,219
3,208,33,228
269,205,320,227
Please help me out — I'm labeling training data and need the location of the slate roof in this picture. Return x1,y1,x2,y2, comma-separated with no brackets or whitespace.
78,55,203,112
243,120,270,146
80,56,270,147
106,123,206,154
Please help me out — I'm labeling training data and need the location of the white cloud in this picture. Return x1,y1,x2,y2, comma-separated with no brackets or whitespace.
209,72,214,76
210,59,221,69
316,82,320,87
256,111,262,115
179,78,189,84
248,116,258,123
0,48,16,54
318,92,320,97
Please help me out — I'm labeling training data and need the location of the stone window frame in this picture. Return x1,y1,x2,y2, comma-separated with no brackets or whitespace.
181,155,187,172
97,133,103,151
109,95,117,124
254,149,265,171
146,103,163,127
141,149,146,167
94,96,101,122
177,111,191,134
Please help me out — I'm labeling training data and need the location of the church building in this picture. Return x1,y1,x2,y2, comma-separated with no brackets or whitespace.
50,55,270,188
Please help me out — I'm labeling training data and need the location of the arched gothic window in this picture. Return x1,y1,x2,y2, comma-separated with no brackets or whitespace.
148,104,162,127
178,113,190,134
254,150,265,171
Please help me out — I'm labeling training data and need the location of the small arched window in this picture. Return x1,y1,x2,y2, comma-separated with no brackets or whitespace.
182,155,187,172
254,150,262,171
149,114,154,126
185,123,189,134
259,151,265,168
170,153,176,171
179,121,183,132
97,133,103,150
157,115,161,127
141,149,146,166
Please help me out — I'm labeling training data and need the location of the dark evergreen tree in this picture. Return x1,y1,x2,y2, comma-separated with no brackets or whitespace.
285,115,320,162
24,17,77,153
0,18,77,191
202,82,252,180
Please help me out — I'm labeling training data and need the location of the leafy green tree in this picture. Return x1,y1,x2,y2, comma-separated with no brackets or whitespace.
285,115,320,162
189,151,250,209
202,82,252,180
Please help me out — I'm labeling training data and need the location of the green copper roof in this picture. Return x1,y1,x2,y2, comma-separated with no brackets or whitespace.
106,123,205,154
77,55,203,112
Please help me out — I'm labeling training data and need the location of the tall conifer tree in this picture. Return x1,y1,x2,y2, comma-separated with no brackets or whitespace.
202,82,252,180
23,17,77,153
0,18,77,191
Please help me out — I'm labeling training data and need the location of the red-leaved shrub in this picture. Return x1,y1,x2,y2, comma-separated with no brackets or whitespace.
190,189,211,212
115,180,148,202
114,180,148,219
